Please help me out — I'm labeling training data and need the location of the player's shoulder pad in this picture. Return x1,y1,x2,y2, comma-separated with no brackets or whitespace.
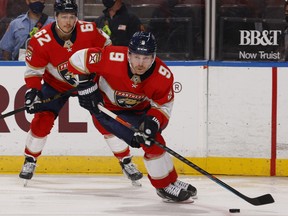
28,25,53,48
107,45,127,52
85,47,103,64
102,46,128,61
77,20,97,28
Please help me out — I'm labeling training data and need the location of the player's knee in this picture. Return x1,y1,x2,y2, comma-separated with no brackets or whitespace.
30,111,55,137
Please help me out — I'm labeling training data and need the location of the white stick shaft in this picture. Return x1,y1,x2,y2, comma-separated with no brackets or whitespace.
98,104,117,120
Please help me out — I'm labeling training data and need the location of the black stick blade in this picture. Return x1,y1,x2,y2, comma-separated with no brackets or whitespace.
248,194,274,206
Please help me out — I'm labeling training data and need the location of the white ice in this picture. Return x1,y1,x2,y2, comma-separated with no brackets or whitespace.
0,174,286,216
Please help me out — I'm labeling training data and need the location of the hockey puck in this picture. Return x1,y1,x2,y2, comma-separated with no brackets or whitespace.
229,209,240,213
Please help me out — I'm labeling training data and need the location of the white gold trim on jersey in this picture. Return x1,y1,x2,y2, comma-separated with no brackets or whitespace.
150,99,174,119
25,62,45,78
98,76,117,105
25,62,79,86
46,62,77,84
69,49,89,75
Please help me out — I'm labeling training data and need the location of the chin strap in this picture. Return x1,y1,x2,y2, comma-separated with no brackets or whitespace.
55,17,78,35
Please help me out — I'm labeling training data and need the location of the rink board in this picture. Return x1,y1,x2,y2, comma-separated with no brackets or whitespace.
0,61,287,176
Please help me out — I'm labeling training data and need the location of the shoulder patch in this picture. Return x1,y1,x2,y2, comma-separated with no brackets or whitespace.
89,53,101,64
25,49,33,62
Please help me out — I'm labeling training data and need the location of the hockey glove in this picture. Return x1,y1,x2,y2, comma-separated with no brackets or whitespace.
77,81,103,114
133,116,160,147
25,88,43,114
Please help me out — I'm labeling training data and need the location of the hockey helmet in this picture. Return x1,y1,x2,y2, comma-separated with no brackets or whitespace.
54,0,78,14
102,0,116,9
128,32,157,56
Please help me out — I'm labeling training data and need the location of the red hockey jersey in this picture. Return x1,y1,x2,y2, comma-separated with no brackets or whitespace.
24,20,111,92
68,46,174,129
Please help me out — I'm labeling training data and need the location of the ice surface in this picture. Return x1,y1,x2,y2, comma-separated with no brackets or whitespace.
0,175,286,216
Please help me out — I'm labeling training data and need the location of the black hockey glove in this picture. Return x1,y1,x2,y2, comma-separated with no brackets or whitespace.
133,116,160,147
25,88,43,114
77,81,103,114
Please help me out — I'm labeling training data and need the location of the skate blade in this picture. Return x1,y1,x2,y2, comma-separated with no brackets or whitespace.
162,198,194,204
191,195,198,199
131,180,142,187
23,179,29,187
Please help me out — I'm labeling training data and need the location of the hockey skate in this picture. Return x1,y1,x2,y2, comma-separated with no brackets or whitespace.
173,180,198,199
19,156,37,187
156,183,193,203
119,156,143,187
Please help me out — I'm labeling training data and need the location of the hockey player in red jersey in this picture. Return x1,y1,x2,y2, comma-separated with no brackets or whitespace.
20,0,142,185
67,31,198,202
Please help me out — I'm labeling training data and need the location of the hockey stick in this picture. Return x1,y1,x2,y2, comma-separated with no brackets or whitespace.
97,105,275,206
0,88,77,119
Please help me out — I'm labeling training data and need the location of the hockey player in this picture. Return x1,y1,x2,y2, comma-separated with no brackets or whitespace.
67,31,197,202
20,0,142,185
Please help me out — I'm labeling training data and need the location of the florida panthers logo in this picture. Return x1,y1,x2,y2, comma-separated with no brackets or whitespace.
57,61,77,86
115,91,146,108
